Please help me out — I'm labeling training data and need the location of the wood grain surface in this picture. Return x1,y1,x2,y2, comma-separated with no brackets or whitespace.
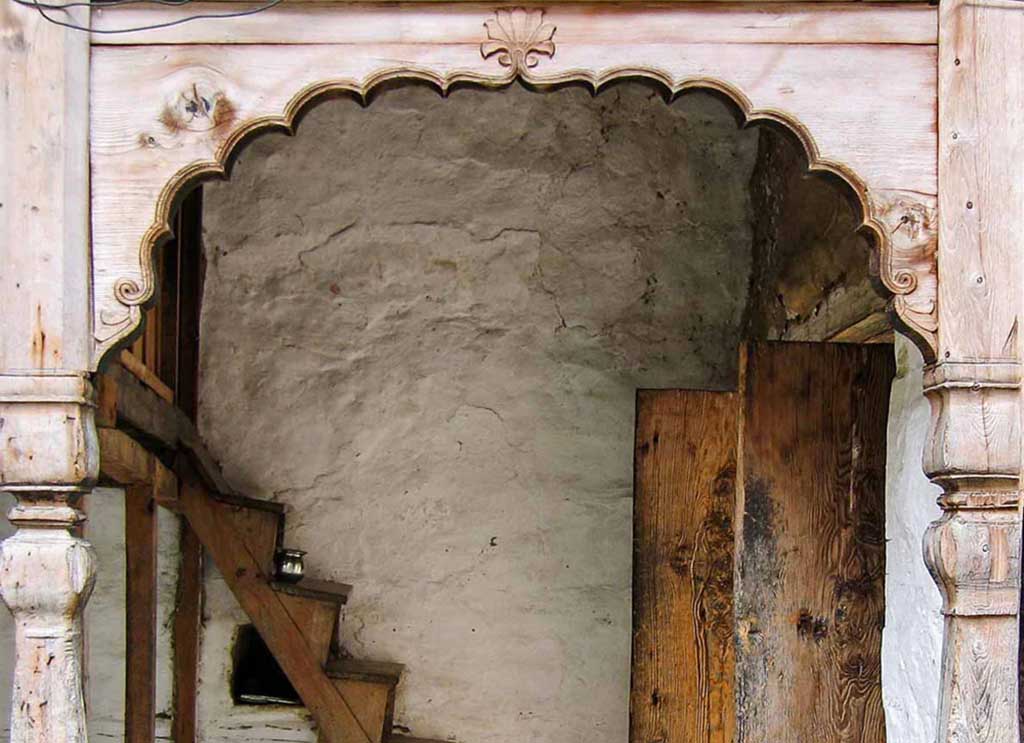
632,390,739,743
735,342,892,743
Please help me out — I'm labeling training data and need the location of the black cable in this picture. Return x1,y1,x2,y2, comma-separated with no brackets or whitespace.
11,0,286,34
18,0,196,10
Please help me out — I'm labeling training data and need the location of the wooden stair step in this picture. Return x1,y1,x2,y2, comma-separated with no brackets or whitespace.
203,495,283,579
272,577,353,605
326,658,405,686
276,592,339,665
320,660,404,743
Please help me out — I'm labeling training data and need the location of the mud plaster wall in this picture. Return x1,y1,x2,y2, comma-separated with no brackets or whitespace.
197,83,759,743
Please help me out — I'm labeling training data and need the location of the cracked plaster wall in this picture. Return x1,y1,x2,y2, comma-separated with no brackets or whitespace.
197,82,759,743
189,80,942,743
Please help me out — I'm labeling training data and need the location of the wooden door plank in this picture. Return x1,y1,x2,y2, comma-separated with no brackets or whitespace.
735,341,892,743
631,389,738,743
125,484,158,743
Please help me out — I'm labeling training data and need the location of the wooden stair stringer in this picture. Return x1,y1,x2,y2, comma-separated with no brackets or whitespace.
230,501,282,577
175,455,374,743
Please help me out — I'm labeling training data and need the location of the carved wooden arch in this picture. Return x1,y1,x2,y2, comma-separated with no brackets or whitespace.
88,4,939,369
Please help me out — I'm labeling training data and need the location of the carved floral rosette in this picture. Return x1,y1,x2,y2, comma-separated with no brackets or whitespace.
481,8,557,74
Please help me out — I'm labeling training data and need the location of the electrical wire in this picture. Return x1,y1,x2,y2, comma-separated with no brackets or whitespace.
10,0,286,34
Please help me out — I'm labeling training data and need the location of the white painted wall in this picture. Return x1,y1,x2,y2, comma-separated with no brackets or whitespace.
881,335,943,742
0,488,179,743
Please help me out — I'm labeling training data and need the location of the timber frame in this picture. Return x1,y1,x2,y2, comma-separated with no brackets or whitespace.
0,1,1021,742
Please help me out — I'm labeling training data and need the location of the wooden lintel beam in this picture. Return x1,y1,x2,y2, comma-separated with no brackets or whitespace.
89,2,938,47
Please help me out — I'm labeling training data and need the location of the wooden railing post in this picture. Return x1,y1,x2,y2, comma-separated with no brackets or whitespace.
930,0,1024,739
0,2,95,743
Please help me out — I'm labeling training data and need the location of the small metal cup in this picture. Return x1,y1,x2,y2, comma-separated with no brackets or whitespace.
274,548,306,583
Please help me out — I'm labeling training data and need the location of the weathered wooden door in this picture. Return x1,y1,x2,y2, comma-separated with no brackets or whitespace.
631,341,893,743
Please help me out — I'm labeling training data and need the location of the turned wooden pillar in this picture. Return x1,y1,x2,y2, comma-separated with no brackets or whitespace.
922,363,1021,741
928,0,1024,740
0,2,96,743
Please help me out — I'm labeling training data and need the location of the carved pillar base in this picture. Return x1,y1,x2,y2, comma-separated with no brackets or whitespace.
0,497,96,743
0,374,99,743
923,362,1021,743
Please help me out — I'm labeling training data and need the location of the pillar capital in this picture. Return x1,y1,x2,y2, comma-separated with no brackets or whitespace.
921,359,1020,493
0,373,99,493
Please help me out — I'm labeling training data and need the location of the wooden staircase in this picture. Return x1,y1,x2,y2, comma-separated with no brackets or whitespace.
96,363,448,743
176,453,442,743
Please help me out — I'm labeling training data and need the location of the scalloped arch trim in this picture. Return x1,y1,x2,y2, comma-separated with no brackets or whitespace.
92,33,937,367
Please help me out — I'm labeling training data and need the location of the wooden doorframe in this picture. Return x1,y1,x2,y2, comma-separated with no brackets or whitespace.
1,1,1021,742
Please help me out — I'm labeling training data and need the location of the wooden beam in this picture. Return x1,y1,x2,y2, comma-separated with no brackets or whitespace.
173,188,205,423
97,363,236,496
120,350,174,405
124,484,158,743
95,370,119,428
89,3,937,46
98,426,154,485
98,427,178,507
826,310,893,344
172,522,203,743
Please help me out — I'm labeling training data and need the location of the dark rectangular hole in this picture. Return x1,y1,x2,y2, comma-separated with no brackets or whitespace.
231,624,301,706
